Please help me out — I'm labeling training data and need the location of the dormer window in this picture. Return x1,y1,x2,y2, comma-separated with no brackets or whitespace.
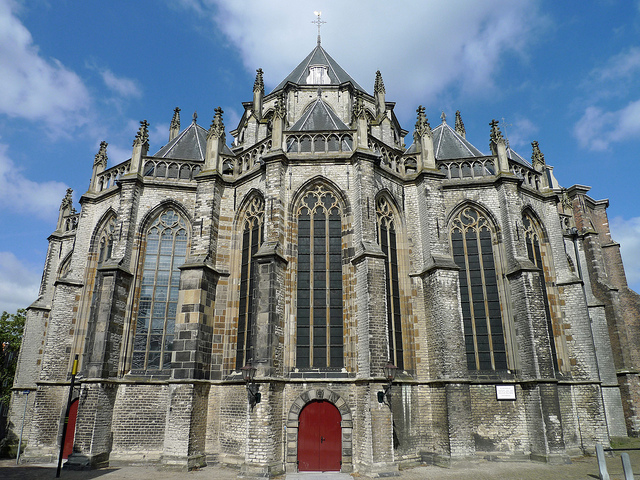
306,65,331,85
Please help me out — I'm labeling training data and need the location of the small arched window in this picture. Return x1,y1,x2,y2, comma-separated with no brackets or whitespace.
450,206,507,371
132,209,188,371
97,217,116,265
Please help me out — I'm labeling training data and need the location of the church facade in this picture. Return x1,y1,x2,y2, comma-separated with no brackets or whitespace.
8,41,640,476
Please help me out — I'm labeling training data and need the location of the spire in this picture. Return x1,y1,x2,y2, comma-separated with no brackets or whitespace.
170,107,181,142
205,107,225,172
271,93,287,150
193,111,198,123
489,119,509,173
455,110,466,138
374,70,386,117
531,140,546,171
56,188,75,231
130,120,150,174
441,111,447,124
312,11,326,46
253,68,264,94
94,141,108,168
414,105,431,141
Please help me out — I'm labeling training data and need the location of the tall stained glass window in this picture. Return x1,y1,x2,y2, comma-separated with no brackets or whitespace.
296,186,343,369
450,206,507,371
376,197,404,370
523,213,559,372
132,209,188,371
236,196,264,370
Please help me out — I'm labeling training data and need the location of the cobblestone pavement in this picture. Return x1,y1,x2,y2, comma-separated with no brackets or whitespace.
1,451,640,480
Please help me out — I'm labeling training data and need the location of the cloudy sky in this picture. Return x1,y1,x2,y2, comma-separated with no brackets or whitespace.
1,0,639,313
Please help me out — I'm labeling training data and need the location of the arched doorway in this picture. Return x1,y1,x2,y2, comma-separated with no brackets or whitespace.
62,398,78,459
298,400,341,471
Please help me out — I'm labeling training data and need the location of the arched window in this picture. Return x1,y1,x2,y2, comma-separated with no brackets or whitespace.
132,209,188,371
97,216,116,265
236,196,265,370
376,197,404,370
296,185,343,369
450,206,507,371
523,213,563,372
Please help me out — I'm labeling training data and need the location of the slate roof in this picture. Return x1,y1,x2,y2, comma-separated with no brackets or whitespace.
506,145,532,168
272,45,367,94
153,119,233,160
289,96,349,131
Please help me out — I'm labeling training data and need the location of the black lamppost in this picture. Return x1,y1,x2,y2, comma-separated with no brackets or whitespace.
241,363,261,410
377,362,397,406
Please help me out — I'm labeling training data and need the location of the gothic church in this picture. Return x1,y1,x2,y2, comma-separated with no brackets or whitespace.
8,37,640,477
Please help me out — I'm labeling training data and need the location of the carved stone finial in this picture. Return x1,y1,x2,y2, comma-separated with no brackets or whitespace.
352,92,366,120
490,119,503,143
441,111,447,124
275,93,286,119
133,120,150,147
414,106,431,139
193,111,198,123
171,107,181,129
207,107,225,140
61,188,73,210
254,68,264,94
94,141,108,168
531,140,546,168
455,110,466,137
374,70,385,95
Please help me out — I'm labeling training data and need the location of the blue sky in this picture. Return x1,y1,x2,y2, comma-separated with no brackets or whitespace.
1,0,639,313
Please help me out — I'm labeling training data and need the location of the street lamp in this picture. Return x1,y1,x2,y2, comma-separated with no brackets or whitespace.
241,363,261,410
377,362,397,406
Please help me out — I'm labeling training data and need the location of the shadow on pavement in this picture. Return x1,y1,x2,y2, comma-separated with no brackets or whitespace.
0,464,117,480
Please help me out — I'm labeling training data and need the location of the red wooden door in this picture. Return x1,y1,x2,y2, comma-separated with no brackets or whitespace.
298,400,341,471
62,399,78,459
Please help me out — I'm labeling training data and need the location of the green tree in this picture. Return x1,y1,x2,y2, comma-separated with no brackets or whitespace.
0,309,26,408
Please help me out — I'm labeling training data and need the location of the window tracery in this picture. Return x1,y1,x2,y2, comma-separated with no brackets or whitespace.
132,209,188,371
450,206,507,371
296,185,343,368
97,216,116,265
236,196,265,370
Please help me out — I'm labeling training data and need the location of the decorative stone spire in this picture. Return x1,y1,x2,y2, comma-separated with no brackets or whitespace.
489,119,509,173
455,110,466,138
531,140,546,171
56,188,75,231
169,107,181,142
353,92,368,149
253,68,264,121
441,111,447,124
90,141,108,192
205,107,225,171
271,93,286,150
374,70,386,117
413,106,435,170
130,120,149,174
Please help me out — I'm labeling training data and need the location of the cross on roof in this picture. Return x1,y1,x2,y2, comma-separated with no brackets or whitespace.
312,11,326,46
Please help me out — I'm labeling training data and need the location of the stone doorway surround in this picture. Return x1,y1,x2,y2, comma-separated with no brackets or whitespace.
285,388,353,473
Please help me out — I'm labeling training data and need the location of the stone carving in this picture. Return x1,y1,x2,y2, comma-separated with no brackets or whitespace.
531,141,546,169
207,107,225,140
374,70,385,94
455,110,466,137
133,120,149,147
414,105,431,139
94,141,108,168
254,68,264,94
170,107,181,130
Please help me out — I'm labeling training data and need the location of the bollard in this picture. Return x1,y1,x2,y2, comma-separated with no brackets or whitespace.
621,452,634,480
595,443,610,480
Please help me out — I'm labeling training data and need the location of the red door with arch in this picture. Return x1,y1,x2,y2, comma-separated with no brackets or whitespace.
298,400,341,471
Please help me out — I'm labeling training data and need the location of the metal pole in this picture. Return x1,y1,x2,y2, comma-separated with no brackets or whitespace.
56,354,78,478
16,390,29,464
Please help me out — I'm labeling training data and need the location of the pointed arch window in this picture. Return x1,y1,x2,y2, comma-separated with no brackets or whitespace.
132,209,188,371
376,197,404,370
236,196,265,370
296,186,343,369
523,213,562,372
450,206,507,371
97,217,116,265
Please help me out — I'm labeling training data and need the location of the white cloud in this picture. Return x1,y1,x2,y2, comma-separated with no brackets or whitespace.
0,0,90,132
181,0,543,120
100,69,142,98
590,47,640,83
0,143,68,220
505,117,539,149
574,100,640,151
0,251,40,314
610,216,640,292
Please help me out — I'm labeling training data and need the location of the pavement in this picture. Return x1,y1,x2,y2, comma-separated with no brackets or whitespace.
1,450,640,479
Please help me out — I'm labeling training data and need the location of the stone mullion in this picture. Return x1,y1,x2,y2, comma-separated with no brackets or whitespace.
111,179,141,269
